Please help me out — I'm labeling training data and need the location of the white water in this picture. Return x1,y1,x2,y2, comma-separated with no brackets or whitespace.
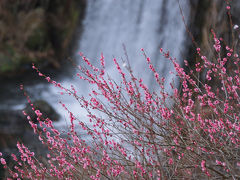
79,0,189,87
14,0,190,129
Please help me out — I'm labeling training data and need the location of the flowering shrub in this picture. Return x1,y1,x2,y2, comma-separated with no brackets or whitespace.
1,3,240,180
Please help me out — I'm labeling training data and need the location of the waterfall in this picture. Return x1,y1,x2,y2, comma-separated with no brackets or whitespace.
4,0,189,128
79,0,189,89
51,0,190,127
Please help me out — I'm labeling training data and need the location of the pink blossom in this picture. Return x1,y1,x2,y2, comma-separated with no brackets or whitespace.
1,158,6,165
201,160,206,172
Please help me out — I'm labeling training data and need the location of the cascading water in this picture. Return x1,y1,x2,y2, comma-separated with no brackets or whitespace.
36,0,189,127
79,0,189,89
1,0,190,129
51,0,189,128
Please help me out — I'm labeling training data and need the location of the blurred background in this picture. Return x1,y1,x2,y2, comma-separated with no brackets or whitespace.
0,0,240,177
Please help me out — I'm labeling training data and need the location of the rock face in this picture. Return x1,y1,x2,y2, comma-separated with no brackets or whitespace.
24,100,60,122
0,0,86,77
0,110,27,150
184,0,240,91
0,100,59,151
187,0,240,66
0,100,59,177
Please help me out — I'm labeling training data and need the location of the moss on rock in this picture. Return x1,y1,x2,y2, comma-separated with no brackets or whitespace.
0,0,86,77
24,8,49,52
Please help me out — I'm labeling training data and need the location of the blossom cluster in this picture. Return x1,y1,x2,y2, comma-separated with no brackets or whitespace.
1,3,240,179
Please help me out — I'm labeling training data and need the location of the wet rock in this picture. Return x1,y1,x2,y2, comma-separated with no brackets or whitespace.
23,100,60,122
0,99,60,176
0,110,27,150
0,100,59,150
0,108,51,178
